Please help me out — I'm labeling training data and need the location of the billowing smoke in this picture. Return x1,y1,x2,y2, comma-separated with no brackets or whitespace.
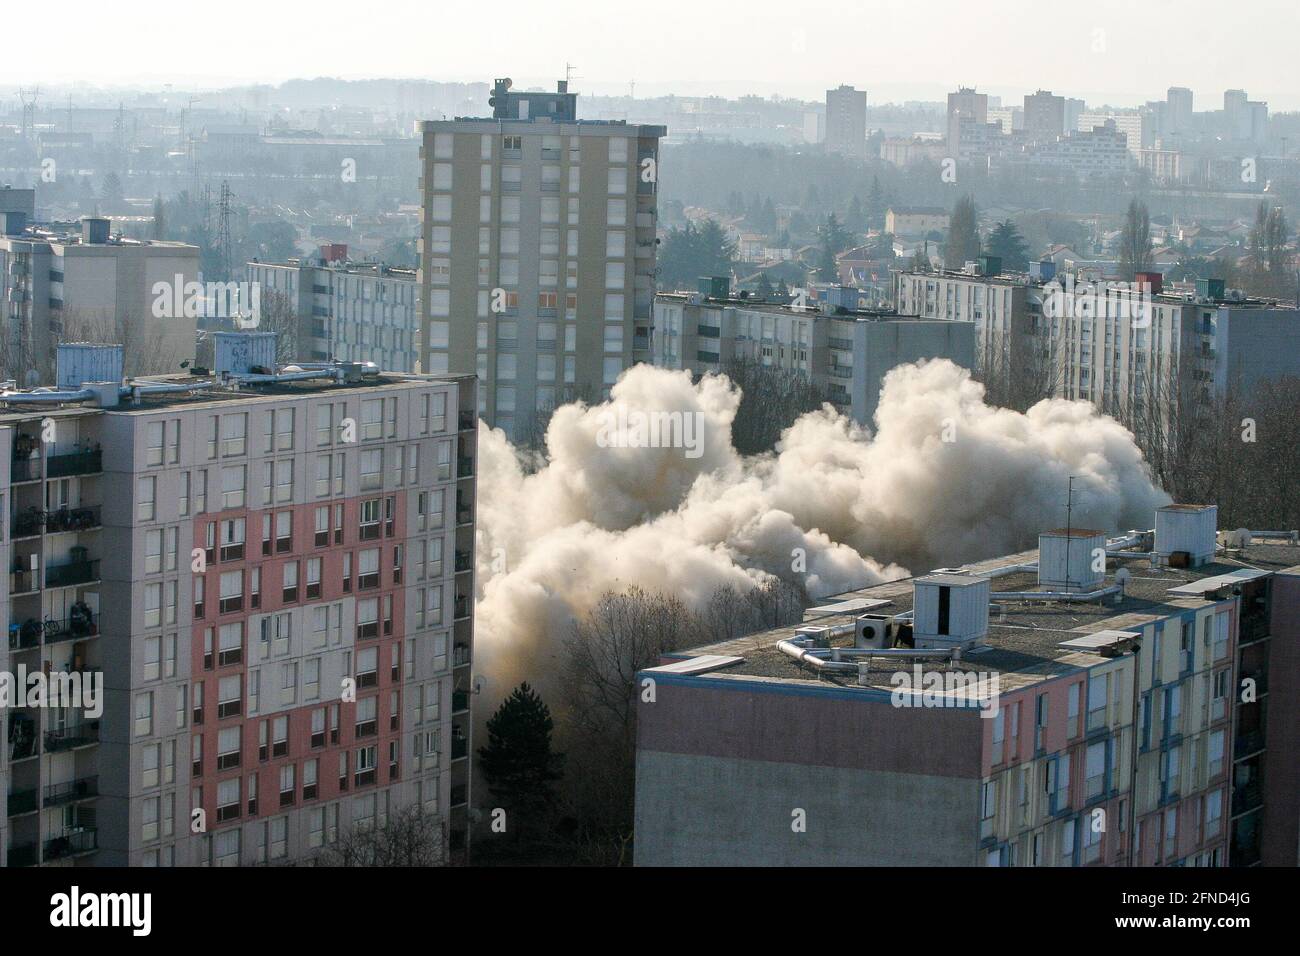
473,359,1170,696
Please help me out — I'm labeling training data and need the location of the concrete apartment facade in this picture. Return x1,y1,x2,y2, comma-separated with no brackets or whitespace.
825,86,867,157
894,267,1300,410
0,215,198,382
1,342,478,866
417,78,664,441
247,254,419,371
635,506,1299,866
652,289,973,425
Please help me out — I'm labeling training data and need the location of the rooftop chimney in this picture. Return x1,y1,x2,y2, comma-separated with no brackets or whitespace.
81,217,110,244
1154,504,1218,568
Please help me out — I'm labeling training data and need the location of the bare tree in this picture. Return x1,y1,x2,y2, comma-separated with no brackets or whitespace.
315,804,445,867
724,356,832,454
59,305,173,379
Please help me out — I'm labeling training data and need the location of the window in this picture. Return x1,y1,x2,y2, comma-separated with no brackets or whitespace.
279,764,296,806
307,557,322,599
218,622,243,667
359,549,380,590
217,726,241,771
221,413,247,457
220,518,245,562
283,562,299,603
217,778,241,822
135,692,153,737
217,675,242,720
275,511,293,552
219,571,243,614
138,476,157,521
146,421,164,465
356,696,378,737
221,465,245,510
272,716,288,758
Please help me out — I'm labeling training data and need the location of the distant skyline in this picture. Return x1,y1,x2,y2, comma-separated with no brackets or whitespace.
5,0,1299,112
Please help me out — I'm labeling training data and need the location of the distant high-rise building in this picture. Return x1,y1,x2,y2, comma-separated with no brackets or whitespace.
946,87,989,155
417,77,665,441
1023,90,1066,142
1166,86,1194,136
825,85,868,156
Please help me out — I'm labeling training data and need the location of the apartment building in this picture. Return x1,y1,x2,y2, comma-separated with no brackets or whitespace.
0,215,199,381
652,285,973,425
894,266,1300,410
885,206,950,240
1,337,478,867
1012,121,1133,179
1023,90,1066,143
247,250,419,371
825,86,868,157
417,77,665,441
635,505,1299,866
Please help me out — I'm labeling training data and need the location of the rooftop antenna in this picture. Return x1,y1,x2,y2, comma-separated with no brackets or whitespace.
565,62,581,91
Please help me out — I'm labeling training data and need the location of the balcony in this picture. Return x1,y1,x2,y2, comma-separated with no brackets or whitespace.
42,608,99,644
44,720,100,752
6,842,38,867
458,410,476,432
45,558,100,589
1234,729,1265,760
43,506,101,534
10,457,39,483
455,551,473,573
1239,616,1270,645
8,620,41,650
453,690,469,714
454,597,470,620
457,457,474,478
44,827,98,860
450,785,468,807
46,449,102,478
44,776,99,807
7,788,38,816
451,737,467,760
1231,783,1263,817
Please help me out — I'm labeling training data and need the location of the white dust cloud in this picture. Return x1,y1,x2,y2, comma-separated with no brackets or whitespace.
472,359,1170,694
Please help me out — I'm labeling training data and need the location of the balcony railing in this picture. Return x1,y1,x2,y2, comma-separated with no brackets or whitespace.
43,775,99,807
43,506,102,534
1234,729,1265,759
452,690,469,713
6,842,38,867
45,559,100,588
46,449,102,478
458,411,476,431
457,457,474,478
450,785,468,807
7,788,38,816
1232,783,1263,816
455,551,473,573
44,720,100,752
451,737,467,760
42,610,99,644
10,457,38,483
44,827,98,860
1240,616,1270,645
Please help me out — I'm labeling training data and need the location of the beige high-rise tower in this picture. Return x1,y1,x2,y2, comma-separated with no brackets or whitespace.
418,78,665,442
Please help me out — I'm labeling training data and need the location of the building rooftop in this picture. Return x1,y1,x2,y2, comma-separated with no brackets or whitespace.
0,369,472,422
656,535,1300,694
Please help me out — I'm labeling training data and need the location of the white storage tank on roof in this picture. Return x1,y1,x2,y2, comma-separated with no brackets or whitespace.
912,573,991,649
1155,504,1218,567
1038,528,1106,591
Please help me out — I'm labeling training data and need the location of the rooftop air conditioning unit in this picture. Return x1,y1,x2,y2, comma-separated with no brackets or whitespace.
854,614,895,649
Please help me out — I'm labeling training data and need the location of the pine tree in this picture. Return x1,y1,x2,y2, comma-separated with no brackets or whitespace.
478,683,564,839
985,220,1029,272
755,272,774,300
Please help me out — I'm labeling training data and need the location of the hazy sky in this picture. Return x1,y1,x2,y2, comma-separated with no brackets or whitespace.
6,0,1298,110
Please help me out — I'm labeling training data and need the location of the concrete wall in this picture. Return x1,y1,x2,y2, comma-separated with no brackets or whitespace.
634,675,983,866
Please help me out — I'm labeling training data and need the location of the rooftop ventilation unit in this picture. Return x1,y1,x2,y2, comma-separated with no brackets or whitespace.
56,343,123,390
81,216,110,245
1154,504,1217,568
214,332,279,378
911,573,991,650
1037,528,1106,591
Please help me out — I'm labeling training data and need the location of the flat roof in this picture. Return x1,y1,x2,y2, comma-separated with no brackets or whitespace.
659,538,1300,694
